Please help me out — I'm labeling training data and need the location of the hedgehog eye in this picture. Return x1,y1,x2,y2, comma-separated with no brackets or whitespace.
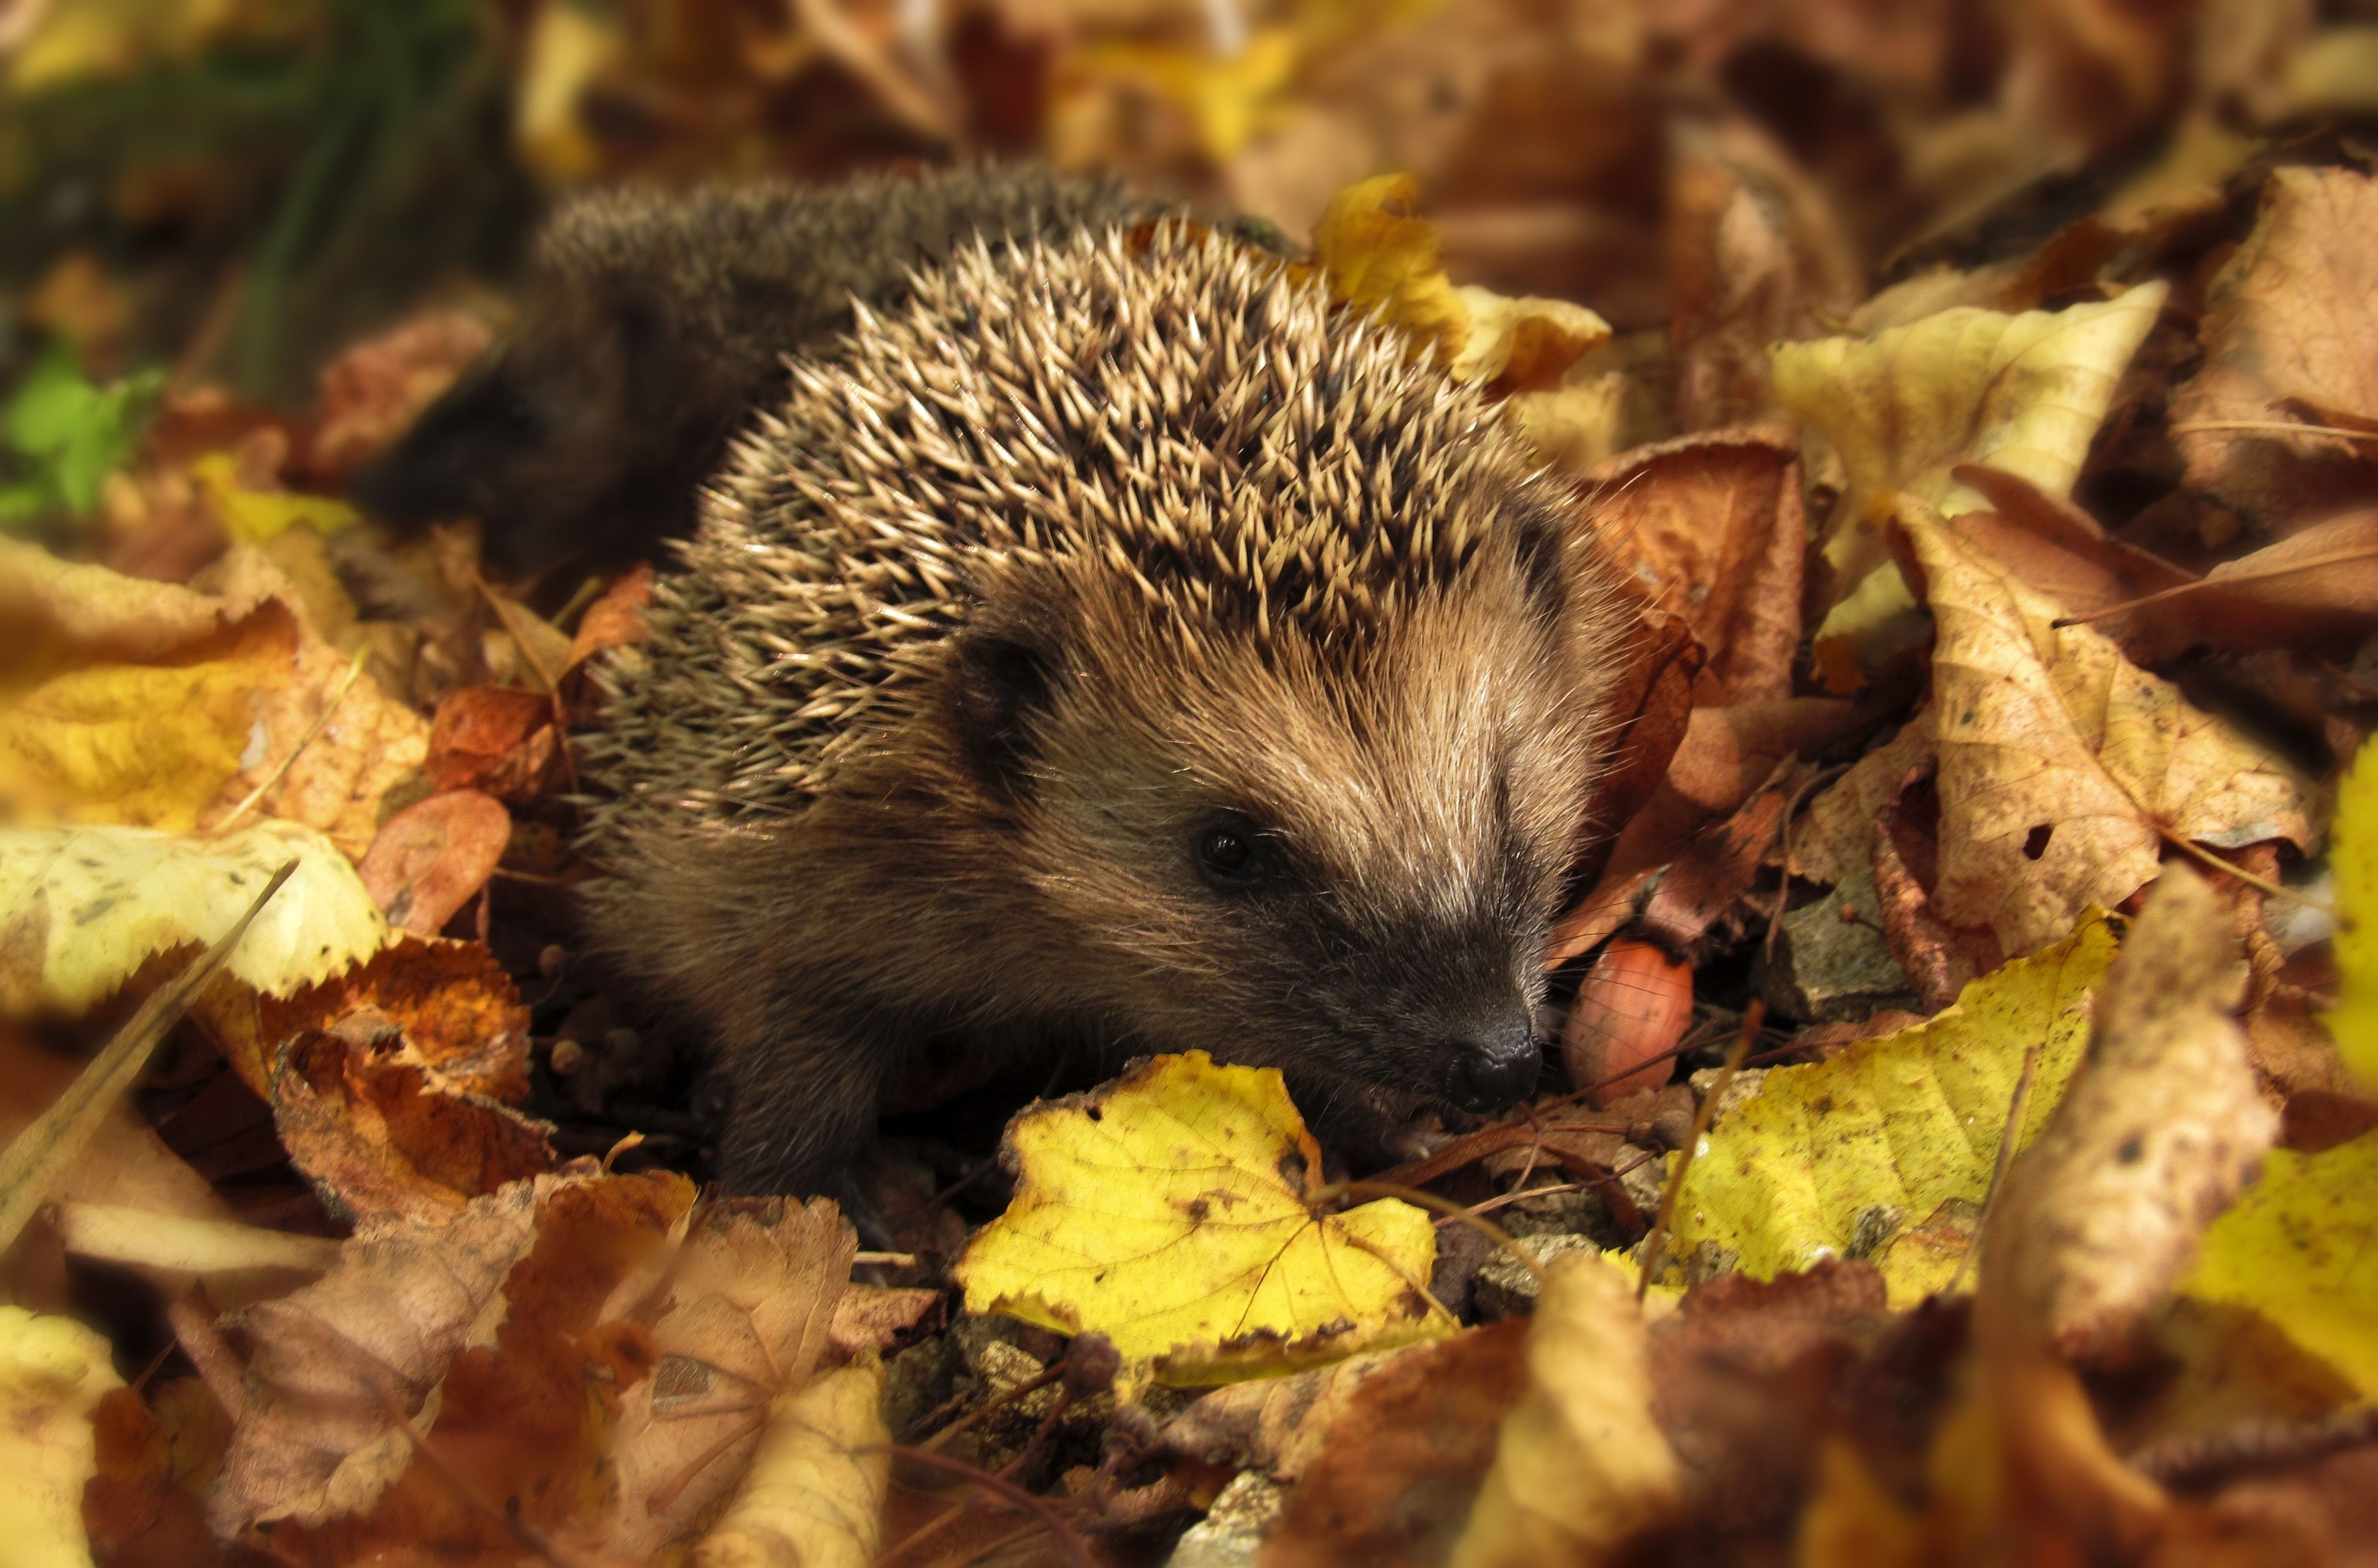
1192,815,1271,889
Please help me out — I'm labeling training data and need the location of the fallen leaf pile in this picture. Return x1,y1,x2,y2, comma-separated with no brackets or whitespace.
2,3,2377,1565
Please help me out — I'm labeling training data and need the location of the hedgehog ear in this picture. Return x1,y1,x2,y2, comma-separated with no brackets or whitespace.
947,612,1064,801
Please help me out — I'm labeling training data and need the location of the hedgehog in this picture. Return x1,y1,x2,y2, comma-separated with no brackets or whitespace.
351,165,1146,576
574,211,1630,1199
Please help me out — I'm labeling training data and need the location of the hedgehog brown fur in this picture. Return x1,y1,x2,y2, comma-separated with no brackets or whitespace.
577,219,1630,1198
353,165,1143,575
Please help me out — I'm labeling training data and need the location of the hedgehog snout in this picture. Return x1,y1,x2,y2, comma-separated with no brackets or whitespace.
1443,1007,1542,1113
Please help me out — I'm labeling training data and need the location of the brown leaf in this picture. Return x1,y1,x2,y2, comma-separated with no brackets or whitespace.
1891,499,2318,956
356,790,511,937
190,546,430,860
564,562,655,677
2061,505,2378,659
270,1029,555,1228
1555,697,1867,965
1945,462,2196,656
1262,1321,1531,1568
197,933,531,1105
599,1199,856,1558
1587,426,1807,706
1666,118,1862,431
303,311,495,484
424,685,561,804
1556,612,1704,934
2172,166,2378,530
1647,1262,1895,1538
212,1179,549,1535
1981,864,2279,1365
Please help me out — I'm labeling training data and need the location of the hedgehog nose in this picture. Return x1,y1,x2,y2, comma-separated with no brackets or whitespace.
1447,1012,1542,1113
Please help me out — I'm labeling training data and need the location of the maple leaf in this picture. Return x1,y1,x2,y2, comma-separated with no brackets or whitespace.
600,1198,855,1558
687,1359,888,1568
952,1051,1448,1385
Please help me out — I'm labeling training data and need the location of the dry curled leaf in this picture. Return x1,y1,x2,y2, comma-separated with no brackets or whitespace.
600,1198,855,1558
1897,500,2319,956
1587,426,1806,706
690,1358,889,1568
423,685,560,804
1449,1255,1682,1568
356,790,511,938
1982,867,2278,1362
2171,166,2378,529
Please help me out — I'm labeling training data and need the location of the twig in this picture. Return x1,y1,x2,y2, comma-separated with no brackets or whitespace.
913,1363,1062,1450
2158,832,2335,914
1637,1002,1761,1301
788,0,955,144
2169,418,2378,443
1951,1042,2042,1293
1433,1180,1585,1227
870,1445,1094,1568
0,861,295,1253
853,1250,919,1269
217,648,367,830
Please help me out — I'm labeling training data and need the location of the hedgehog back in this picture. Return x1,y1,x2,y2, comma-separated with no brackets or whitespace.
578,224,1554,851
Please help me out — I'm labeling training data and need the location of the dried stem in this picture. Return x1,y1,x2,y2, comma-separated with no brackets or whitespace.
1637,1002,1762,1301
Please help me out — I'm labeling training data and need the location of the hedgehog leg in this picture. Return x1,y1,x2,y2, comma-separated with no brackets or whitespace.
713,1004,906,1202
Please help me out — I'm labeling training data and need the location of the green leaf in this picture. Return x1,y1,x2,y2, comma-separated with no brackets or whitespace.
2,349,101,455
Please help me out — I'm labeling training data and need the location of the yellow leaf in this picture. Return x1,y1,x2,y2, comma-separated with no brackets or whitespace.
952,1052,1448,1385
1449,1255,1681,1568
0,603,292,830
2327,736,2378,1084
1776,282,2168,684
1308,177,1611,396
1775,279,2168,537
690,1358,889,1568
1448,285,1612,393
0,1306,122,1568
0,541,426,856
0,820,387,1013
1310,175,1471,366
2182,1132,2378,1399
1668,915,2119,1305
514,0,622,183
191,452,358,543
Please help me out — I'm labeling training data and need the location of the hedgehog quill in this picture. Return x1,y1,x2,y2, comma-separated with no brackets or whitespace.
539,183,1632,1198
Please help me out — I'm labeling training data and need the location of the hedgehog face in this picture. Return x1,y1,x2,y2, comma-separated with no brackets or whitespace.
956,531,1614,1140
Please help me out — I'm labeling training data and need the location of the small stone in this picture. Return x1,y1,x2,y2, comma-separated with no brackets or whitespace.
548,1037,588,1077
1502,1186,1606,1239
1165,1471,1285,1567
1472,1232,1597,1320
1616,1143,1665,1216
1757,864,1921,1023
1687,1065,1769,1123
537,943,567,977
